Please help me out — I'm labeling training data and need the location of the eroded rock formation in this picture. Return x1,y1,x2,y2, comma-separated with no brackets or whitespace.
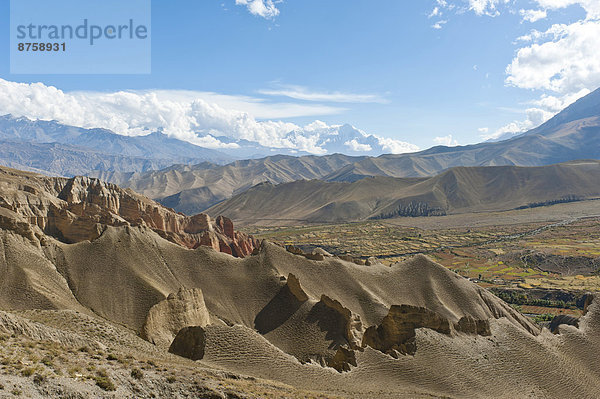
315,295,364,350
0,167,258,257
255,274,309,334
140,288,211,348
362,305,491,356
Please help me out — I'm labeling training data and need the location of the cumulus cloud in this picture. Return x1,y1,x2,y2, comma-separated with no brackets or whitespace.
506,20,600,93
478,127,489,133
0,79,419,155
432,20,448,29
480,0,600,140
235,0,280,19
345,139,373,152
519,9,547,22
259,84,387,103
483,108,551,140
508,0,600,94
376,136,420,154
433,134,459,146
432,0,599,143
0,78,309,151
468,0,507,16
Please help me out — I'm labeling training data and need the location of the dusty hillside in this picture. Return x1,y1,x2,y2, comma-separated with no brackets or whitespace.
1,223,600,397
2,166,600,398
90,154,363,214
206,160,600,224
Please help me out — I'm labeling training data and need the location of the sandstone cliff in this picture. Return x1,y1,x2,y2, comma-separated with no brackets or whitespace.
0,166,258,257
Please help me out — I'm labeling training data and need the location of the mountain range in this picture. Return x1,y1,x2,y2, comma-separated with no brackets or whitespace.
0,115,234,175
1,87,599,217
95,87,600,215
0,115,412,176
206,160,600,224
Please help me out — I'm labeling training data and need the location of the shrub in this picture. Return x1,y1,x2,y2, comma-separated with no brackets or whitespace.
95,371,116,392
21,367,36,377
33,374,46,385
41,355,54,367
130,368,144,380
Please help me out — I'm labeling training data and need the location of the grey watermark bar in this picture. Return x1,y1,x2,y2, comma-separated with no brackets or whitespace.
10,0,151,74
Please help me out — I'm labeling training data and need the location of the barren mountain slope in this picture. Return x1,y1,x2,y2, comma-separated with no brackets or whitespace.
90,154,364,213
1,218,600,397
206,160,600,224
2,166,600,398
325,88,600,182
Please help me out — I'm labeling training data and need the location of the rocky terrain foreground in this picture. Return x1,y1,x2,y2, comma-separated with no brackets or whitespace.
1,167,600,398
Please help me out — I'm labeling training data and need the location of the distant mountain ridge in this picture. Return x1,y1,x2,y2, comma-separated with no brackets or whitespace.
90,154,364,214
0,115,233,175
109,87,600,214
206,160,600,224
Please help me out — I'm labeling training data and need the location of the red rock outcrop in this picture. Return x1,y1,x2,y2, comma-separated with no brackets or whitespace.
0,167,258,257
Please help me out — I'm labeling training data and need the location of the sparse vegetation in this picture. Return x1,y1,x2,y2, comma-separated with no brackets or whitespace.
533,314,555,323
131,367,144,380
33,374,46,385
20,367,36,377
95,369,116,391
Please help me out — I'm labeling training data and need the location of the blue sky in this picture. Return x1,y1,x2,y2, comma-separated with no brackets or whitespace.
0,0,598,154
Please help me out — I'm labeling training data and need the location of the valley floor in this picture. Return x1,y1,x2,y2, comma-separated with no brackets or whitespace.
245,199,600,319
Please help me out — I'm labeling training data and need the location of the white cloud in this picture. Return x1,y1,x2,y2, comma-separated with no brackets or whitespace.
235,0,280,19
501,0,600,143
433,0,599,144
432,20,448,29
519,9,547,22
478,127,489,133
376,136,420,154
531,88,591,111
0,79,419,156
433,134,459,146
259,84,387,103
534,0,600,19
429,7,442,18
344,139,373,152
483,88,590,140
143,89,344,119
468,0,507,16
506,20,600,93
0,79,307,151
